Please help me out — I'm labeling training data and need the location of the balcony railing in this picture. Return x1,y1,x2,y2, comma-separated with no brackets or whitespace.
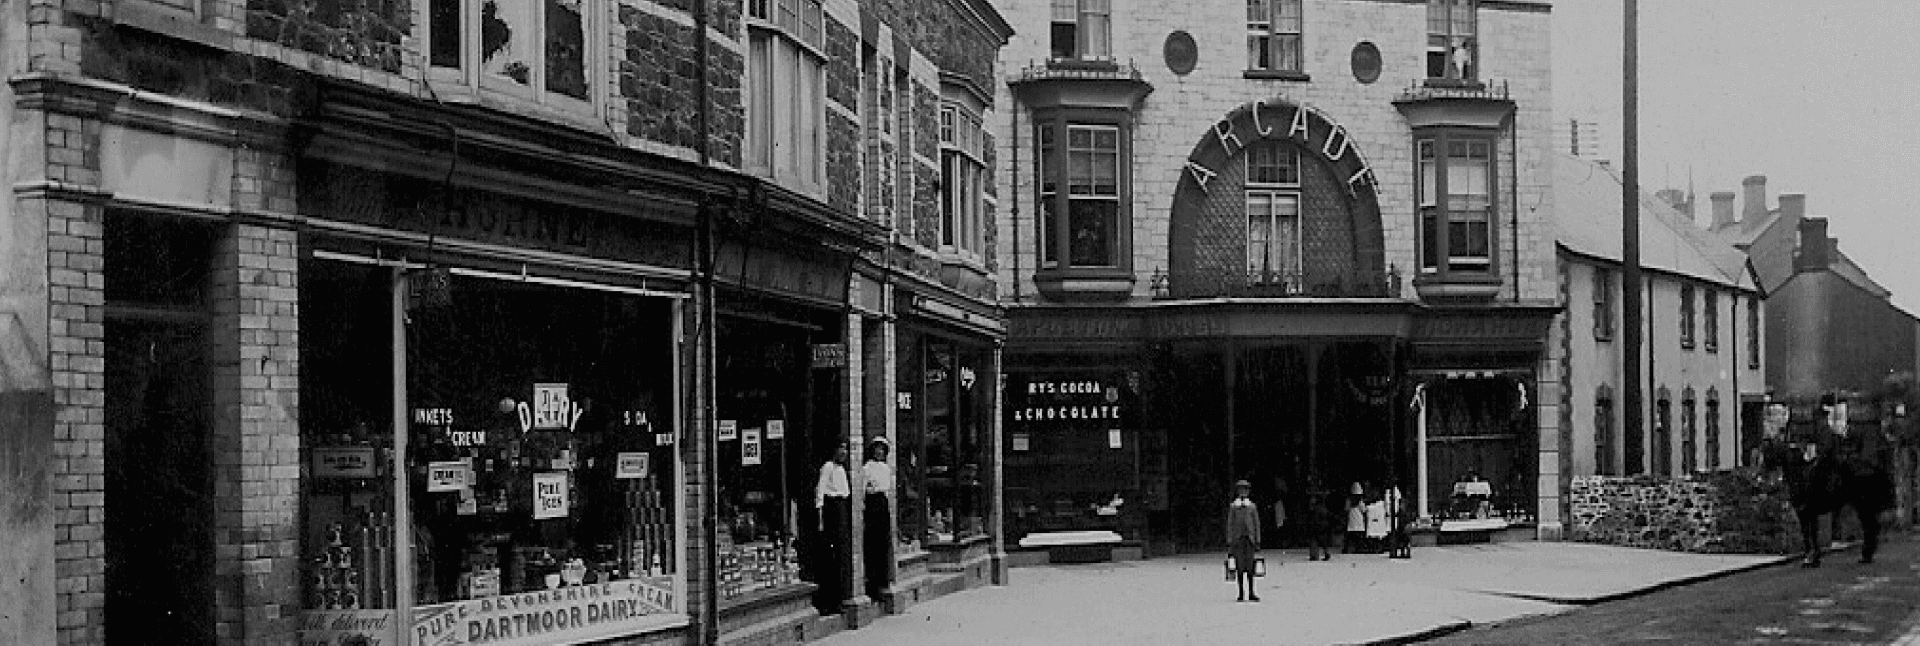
1396,78,1511,102
1150,266,1403,300
1012,58,1145,84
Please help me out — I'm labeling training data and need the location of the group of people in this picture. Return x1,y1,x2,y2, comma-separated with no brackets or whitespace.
810,438,897,614
1225,474,1411,602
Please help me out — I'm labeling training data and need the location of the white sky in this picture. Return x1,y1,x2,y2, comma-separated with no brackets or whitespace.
1552,0,1920,311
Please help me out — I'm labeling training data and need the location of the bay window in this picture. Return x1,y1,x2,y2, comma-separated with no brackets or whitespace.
941,104,987,257
745,0,827,194
1426,0,1476,83
1247,0,1303,74
1246,141,1301,287
1050,0,1111,62
423,0,596,106
1417,133,1496,277
1035,120,1123,269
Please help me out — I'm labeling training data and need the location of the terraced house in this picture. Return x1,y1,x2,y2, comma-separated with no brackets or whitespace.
0,0,1010,644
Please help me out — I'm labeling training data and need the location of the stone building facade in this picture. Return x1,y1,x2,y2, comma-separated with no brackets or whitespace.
987,0,1560,557
0,1,1009,645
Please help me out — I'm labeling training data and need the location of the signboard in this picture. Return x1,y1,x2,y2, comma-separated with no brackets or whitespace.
1011,433,1030,452
614,453,650,480
301,609,399,646
765,420,785,440
410,577,677,646
1108,429,1124,449
717,420,738,441
810,343,848,368
741,429,763,466
533,383,572,430
313,447,378,479
428,460,472,492
533,472,569,520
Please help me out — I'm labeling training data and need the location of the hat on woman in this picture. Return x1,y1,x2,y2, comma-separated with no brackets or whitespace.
1234,479,1252,489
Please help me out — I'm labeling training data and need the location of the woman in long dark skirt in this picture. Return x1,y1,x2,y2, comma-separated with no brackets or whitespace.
1226,480,1262,602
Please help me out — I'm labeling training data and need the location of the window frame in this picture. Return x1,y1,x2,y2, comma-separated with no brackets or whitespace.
1425,0,1478,84
1654,389,1673,477
1592,267,1614,341
1747,297,1761,369
1705,391,1721,471
742,1,829,196
939,103,989,260
1050,0,1112,62
1595,385,1615,476
1415,130,1500,279
420,0,604,116
1247,0,1304,74
1703,289,1719,353
1679,283,1696,350
1033,111,1132,272
1244,140,1302,288
1681,388,1698,473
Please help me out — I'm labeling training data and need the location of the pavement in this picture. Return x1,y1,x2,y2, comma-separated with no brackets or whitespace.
812,542,1801,646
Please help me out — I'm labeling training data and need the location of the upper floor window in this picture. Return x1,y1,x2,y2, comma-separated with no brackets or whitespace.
1050,0,1112,61
426,0,597,106
1747,298,1761,369
1703,289,1719,353
941,104,988,257
1246,141,1302,287
1679,284,1696,349
1593,268,1614,341
745,0,827,194
1426,0,1477,83
1247,0,1303,73
1595,385,1615,476
1417,134,1495,276
1036,121,1123,268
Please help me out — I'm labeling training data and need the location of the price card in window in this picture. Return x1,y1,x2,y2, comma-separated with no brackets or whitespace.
766,420,785,440
1108,429,1123,449
1011,433,1030,452
742,429,763,466
533,472,569,520
427,460,470,492
718,420,738,441
615,452,650,479
533,383,572,430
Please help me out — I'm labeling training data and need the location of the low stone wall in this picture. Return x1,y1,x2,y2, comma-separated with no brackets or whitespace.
1568,472,1803,554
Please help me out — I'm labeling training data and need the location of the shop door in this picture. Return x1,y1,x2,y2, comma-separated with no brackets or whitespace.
104,318,214,644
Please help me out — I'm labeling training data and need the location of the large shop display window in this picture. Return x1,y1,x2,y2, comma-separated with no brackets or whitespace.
712,316,822,600
300,259,685,646
1002,371,1133,544
1421,376,1536,524
896,334,991,547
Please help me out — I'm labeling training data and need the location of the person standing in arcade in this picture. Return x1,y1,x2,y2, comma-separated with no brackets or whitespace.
1225,480,1262,602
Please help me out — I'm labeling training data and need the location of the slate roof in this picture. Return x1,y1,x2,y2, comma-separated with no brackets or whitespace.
1552,153,1753,291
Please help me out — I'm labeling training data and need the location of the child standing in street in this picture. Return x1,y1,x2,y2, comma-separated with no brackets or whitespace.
1226,480,1262,602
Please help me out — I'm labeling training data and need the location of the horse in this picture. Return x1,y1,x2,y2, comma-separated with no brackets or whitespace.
1759,427,1895,567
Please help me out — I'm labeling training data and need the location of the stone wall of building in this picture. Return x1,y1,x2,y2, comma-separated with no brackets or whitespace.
1567,473,1805,555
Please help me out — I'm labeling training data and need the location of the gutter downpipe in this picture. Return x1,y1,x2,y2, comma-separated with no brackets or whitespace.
695,1,721,644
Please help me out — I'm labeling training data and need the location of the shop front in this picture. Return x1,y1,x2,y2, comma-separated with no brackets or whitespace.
291,154,697,646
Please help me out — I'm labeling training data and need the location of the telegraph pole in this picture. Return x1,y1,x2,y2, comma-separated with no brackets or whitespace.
1621,0,1646,474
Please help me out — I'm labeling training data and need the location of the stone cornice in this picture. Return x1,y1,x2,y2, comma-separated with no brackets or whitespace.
10,72,288,149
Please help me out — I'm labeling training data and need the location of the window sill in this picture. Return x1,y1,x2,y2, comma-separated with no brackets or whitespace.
1244,70,1311,82
1033,266,1135,302
1412,273,1502,300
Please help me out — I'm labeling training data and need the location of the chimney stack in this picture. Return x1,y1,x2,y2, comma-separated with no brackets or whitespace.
1778,192,1807,223
1709,191,1736,229
1794,216,1831,272
1741,175,1769,222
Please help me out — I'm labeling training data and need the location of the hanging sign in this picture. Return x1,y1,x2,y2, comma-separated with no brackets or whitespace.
427,460,472,492
811,343,848,368
718,420,738,441
533,472,569,520
615,453,651,479
742,429,763,466
766,420,785,440
313,447,378,479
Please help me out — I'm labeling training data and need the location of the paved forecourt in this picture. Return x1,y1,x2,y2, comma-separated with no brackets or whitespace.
813,542,1784,646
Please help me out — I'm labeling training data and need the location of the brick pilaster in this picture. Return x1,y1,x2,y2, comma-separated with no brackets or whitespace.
842,307,867,612
681,290,713,634
47,196,105,646
207,224,301,646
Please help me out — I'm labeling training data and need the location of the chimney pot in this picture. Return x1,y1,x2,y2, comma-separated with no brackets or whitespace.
1741,175,1769,222
1709,191,1736,229
1778,193,1807,222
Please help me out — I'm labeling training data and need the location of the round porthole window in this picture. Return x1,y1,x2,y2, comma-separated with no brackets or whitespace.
1164,31,1198,76
1351,41,1382,84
